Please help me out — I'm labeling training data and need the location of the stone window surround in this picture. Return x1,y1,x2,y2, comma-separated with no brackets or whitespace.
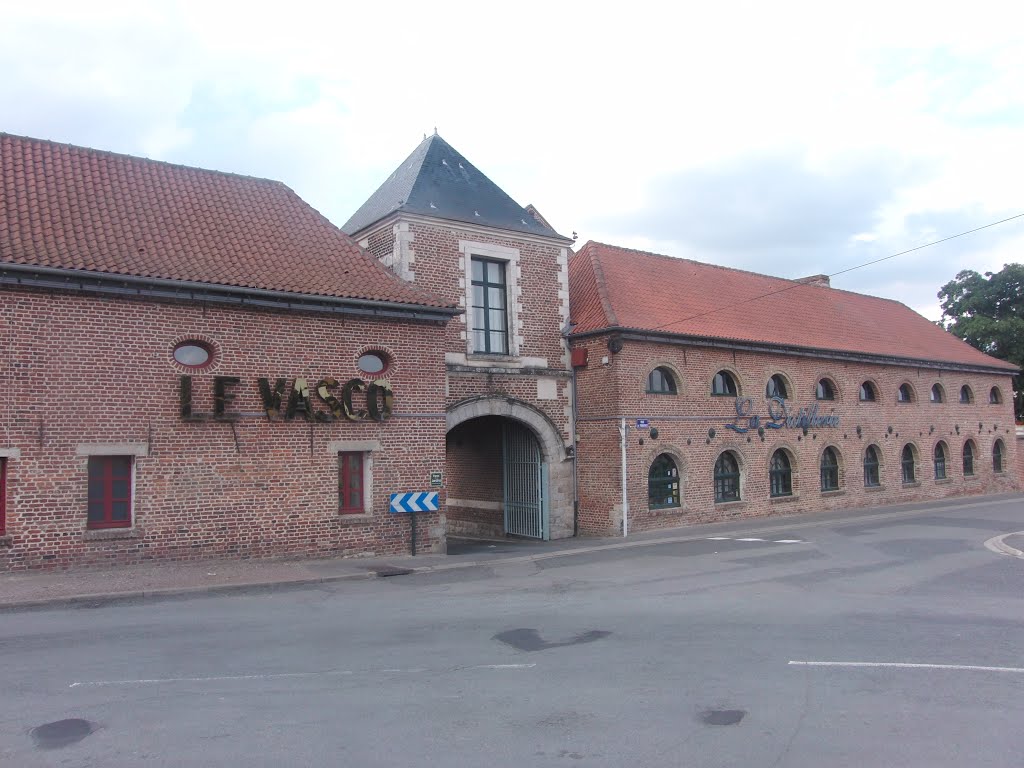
76,443,148,535
328,440,381,519
458,240,523,358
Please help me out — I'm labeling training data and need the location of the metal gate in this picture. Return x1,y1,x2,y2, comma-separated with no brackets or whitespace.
502,421,549,540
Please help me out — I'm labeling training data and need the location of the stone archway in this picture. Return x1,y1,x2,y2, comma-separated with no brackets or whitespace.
445,396,573,540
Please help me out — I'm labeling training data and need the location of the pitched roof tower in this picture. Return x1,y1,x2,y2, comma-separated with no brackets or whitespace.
343,134,569,241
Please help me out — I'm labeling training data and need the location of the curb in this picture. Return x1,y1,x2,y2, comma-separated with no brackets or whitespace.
4,493,1023,611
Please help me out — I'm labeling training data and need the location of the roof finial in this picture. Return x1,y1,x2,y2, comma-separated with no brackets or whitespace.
434,126,438,136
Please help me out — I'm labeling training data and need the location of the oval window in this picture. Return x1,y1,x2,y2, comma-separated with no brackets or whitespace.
357,352,387,375
173,341,212,368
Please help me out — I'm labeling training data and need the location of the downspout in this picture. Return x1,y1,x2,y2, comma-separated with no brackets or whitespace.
619,417,629,537
571,364,580,537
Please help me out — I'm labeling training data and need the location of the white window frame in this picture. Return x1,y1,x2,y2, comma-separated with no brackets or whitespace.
458,240,522,357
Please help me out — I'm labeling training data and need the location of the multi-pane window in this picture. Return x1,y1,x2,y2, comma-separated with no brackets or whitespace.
766,374,788,400
470,257,508,355
963,441,975,476
901,445,916,484
712,371,738,396
934,443,947,480
0,457,6,535
859,382,876,401
820,447,839,491
897,384,913,402
993,439,1005,472
990,386,1002,404
648,454,680,509
930,384,944,403
816,379,835,401
959,385,973,404
647,367,677,394
87,456,132,529
714,452,740,502
769,450,792,497
339,452,365,514
863,445,881,487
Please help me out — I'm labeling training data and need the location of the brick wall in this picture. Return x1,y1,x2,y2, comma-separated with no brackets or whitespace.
573,333,1019,535
0,288,449,570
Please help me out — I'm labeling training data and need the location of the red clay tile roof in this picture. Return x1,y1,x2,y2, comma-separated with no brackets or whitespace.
0,133,454,310
569,241,1017,372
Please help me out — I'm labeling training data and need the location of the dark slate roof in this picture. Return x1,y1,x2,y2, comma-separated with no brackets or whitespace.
0,132,455,311
343,134,569,241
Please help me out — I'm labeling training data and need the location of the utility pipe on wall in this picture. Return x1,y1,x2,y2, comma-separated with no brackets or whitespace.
619,417,629,537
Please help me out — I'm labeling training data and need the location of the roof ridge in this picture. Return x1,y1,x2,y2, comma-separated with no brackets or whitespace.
579,239,916,309
0,131,286,188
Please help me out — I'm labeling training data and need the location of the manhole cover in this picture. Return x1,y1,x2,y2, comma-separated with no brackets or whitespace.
30,719,94,749
700,709,745,726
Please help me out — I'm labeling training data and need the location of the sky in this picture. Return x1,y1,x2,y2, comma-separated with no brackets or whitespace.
3,0,1022,320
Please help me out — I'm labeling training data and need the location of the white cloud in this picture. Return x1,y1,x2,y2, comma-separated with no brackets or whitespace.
2,0,1022,319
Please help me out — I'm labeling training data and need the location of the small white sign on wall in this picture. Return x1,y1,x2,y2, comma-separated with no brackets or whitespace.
537,377,558,400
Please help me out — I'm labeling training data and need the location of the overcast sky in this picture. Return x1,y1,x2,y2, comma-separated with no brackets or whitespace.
3,0,1022,319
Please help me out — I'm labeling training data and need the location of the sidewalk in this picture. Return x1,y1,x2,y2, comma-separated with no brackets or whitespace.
2,492,1021,611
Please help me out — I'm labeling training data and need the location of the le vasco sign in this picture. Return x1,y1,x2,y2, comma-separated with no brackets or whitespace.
179,375,394,423
725,396,839,434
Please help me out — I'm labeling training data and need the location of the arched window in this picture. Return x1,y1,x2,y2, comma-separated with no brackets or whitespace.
766,374,788,400
863,445,881,487
933,442,948,480
769,450,792,497
648,454,680,508
990,386,1002,404
930,384,944,403
714,452,740,502
712,371,738,397
859,381,877,402
993,439,1005,472
901,444,916,484
897,383,913,403
963,440,975,476
820,447,839,491
816,378,835,401
959,385,973,404
646,367,677,394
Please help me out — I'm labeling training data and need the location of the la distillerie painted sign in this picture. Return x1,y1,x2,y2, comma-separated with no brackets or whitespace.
725,396,839,434
179,376,394,423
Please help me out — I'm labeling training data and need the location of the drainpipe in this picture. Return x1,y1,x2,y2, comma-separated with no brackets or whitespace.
570,364,580,537
619,417,629,537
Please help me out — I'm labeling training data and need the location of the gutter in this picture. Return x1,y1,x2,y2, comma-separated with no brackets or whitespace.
569,326,1018,377
0,263,461,324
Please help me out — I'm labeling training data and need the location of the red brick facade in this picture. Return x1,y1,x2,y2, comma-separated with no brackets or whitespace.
0,289,449,570
353,215,576,540
572,332,1019,536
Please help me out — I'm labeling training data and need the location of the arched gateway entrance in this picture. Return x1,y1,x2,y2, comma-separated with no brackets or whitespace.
445,396,573,541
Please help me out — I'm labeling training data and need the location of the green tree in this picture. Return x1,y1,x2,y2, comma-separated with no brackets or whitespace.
938,264,1024,419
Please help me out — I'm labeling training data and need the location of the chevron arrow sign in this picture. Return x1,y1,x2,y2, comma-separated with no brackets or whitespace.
389,492,440,514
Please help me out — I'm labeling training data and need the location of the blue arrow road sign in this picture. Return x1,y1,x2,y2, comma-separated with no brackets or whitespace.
389,492,440,514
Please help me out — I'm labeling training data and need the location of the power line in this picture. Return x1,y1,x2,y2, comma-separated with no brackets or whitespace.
639,211,1024,335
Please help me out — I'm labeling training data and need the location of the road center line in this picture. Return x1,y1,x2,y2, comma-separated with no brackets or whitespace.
69,663,536,688
789,661,1024,674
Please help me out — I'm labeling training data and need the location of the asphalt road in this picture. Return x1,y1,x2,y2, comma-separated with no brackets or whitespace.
3,496,1024,767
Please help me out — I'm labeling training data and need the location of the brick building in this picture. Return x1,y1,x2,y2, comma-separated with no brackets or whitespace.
0,133,458,570
0,131,1018,570
567,242,1019,536
343,134,577,541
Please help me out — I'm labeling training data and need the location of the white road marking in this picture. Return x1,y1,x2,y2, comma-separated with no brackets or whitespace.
736,538,765,542
789,661,1024,674
69,663,535,688
706,537,731,540
773,539,804,544
984,532,1024,559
